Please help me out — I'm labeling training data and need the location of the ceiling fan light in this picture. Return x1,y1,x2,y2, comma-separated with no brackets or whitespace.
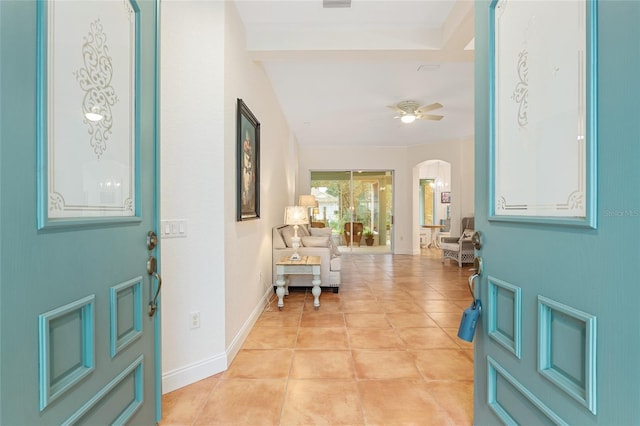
401,114,416,124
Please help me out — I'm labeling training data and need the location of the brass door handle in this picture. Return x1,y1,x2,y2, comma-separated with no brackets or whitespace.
147,256,162,317
467,257,483,301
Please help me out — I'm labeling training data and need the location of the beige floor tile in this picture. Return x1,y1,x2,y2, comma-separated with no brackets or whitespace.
344,313,391,328
380,299,425,313
304,297,343,312
194,379,286,425
159,376,218,426
242,326,299,349
341,298,382,313
161,252,473,426
418,299,469,313
352,350,422,380
348,328,406,349
224,349,293,379
296,327,349,349
386,312,438,328
396,327,460,349
255,310,301,327
429,380,474,426
358,380,453,425
429,312,467,328
290,350,355,379
280,380,364,425
413,349,474,381
300,312,345,327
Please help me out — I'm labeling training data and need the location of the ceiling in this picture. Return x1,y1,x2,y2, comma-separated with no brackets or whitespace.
233,0,475,148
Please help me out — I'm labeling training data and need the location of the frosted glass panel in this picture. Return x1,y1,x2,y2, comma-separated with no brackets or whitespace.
492,0,589,220
45,1,137,220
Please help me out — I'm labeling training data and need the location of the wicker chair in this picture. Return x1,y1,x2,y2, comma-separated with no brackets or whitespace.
344,222,363,246
440,217,475,267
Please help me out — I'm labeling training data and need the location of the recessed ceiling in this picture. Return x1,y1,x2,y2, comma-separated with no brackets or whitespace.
233,0,475,147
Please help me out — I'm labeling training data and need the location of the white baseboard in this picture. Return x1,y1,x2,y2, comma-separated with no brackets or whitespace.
161,286,274,394
226,286,274,362
162,353,227,394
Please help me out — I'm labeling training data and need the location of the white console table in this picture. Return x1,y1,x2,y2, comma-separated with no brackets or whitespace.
275,255,322,310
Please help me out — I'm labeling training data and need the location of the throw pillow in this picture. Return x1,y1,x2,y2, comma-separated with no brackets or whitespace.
301,236,330,247
309,227,332,237
298,225,311,237
281,226,296,247
459,228,474,243
309,227,340,256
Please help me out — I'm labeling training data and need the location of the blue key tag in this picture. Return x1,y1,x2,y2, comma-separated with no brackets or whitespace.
457,299,481,342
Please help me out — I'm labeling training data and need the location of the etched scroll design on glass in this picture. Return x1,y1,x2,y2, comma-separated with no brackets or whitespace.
511,49,529,128
74,19,119,159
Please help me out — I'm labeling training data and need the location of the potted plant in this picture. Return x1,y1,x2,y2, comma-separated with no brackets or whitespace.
364,230,374,246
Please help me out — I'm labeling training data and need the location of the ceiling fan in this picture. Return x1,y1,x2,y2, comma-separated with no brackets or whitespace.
389,100,444,124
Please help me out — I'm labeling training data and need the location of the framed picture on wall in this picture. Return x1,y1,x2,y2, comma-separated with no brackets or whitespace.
236,98,260,221
441,192,451,204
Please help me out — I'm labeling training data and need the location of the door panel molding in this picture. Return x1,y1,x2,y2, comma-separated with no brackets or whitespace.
110,277,143,358
62,355,143,426
538,296,597,414
488,357,569,425
488,276,522,359
38,295,96,411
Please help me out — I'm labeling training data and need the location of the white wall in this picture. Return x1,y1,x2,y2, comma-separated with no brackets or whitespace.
409,138,475,243
160,0,227,393
298,137,474,255
160,1,295,393
223,1,296,358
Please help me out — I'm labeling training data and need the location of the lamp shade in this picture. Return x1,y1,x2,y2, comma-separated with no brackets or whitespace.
284,206,309,225
298,194,318,208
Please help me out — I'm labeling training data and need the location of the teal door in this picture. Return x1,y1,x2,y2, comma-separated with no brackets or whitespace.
0,1,160,424
474,1,640,424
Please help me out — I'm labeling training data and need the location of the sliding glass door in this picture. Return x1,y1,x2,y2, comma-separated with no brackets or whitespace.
310,170,393,253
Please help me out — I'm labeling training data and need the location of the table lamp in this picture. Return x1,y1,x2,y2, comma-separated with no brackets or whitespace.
298,194,318,223
284,206,309,260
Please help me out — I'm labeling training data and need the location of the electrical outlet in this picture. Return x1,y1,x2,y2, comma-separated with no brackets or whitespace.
190,311,200,329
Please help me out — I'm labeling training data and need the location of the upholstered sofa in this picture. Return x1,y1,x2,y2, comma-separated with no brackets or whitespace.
272,224,341,292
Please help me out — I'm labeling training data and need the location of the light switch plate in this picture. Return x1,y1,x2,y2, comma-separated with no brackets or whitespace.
161,219,188,238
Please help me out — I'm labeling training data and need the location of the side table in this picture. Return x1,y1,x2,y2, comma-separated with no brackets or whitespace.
275,255,322,310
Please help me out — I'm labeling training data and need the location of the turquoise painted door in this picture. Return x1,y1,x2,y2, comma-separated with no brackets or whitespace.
0,1,160,424
474,1,640,424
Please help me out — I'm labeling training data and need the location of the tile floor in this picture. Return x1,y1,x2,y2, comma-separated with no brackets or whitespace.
160,249,474,425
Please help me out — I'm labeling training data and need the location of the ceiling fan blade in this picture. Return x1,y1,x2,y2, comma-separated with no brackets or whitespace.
387,105,404,114
417,113,444,121
417,102,443,113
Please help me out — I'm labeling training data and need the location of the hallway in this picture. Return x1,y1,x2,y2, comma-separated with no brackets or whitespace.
160,250,474,425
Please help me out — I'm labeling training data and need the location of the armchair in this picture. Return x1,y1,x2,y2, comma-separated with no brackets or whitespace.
440,217,475,267
344,222,363,246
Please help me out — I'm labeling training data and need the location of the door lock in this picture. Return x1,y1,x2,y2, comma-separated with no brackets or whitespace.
147,231,158,250
471,231,482,250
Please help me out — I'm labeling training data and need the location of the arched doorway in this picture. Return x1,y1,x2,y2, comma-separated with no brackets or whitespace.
417,159,451,248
